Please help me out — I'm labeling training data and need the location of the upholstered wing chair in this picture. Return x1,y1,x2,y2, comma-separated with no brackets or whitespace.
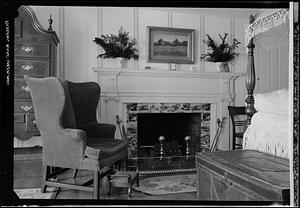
25,76,128,199
63,80,116,139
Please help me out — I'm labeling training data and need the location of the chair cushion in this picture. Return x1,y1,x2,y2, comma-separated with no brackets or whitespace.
77,123,116,139
87,137,128,160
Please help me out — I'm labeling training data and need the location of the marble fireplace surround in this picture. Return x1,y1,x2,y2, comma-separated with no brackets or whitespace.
92,68,244,151
125,102,211,155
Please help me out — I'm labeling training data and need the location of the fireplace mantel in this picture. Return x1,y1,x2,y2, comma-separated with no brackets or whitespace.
92,68,244,101
92,67,244,151
93,68,244,78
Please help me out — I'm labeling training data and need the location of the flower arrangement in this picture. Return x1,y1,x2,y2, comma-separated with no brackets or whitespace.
94,27,138,59
200,33,241,63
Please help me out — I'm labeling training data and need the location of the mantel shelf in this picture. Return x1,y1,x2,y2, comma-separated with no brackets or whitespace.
92,67,245,80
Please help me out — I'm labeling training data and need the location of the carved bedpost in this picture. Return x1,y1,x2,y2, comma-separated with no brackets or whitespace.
245,15,257,125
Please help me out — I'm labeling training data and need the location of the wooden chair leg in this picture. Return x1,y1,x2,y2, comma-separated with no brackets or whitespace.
107,176,111,197
41,166,50,193
128,186,132,198
136,172,139,187
73,169,78,178
125,156,128,171
93,170,100,199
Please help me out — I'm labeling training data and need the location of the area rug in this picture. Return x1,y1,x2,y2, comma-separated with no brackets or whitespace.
14,187,58,199
132,174,196,195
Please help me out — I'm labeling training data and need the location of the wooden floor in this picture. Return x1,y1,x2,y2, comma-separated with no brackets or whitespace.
14,169,197,203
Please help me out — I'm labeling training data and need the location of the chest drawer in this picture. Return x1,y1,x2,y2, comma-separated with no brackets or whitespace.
15,59,49,77
14,78,31,99
15,42,49,58
14,112,38,132
14,101,34,113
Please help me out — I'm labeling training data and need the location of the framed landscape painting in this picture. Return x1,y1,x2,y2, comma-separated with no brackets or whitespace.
147,26,195,64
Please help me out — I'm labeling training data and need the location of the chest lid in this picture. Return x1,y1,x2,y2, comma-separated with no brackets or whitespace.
197,150,289,188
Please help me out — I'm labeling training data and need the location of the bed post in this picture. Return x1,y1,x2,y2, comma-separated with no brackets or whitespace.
245,15,257,125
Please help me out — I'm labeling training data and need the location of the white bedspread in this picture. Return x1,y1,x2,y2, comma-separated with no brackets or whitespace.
254,88,288,115
243,111,289,158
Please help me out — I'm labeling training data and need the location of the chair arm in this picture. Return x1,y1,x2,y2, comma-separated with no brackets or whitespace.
62,128,87,155
77,123,116,139
63,128,87,143
42,128,88,168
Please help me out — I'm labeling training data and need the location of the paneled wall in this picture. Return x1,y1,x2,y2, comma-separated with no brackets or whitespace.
254,25,289,94
30,6,289,106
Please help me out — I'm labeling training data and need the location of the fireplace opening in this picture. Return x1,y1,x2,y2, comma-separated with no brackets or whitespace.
137,113,202,157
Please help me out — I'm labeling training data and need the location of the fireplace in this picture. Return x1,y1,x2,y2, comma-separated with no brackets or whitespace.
126,103,210,157
93,68,243,151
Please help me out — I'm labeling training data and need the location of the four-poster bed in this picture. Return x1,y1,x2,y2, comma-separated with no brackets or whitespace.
196,9,291,202
243,8,290,158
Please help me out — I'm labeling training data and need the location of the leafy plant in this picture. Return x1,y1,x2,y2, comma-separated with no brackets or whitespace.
94,27,138,59
200,33,241,63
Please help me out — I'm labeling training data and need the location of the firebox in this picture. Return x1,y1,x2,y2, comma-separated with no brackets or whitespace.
137,113,202,156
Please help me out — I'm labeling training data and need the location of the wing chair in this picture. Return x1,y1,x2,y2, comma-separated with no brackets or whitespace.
25,76,128,199
63,80,116,139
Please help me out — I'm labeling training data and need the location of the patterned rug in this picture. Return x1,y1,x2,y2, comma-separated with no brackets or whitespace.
14,187,58,199
132,174,196,195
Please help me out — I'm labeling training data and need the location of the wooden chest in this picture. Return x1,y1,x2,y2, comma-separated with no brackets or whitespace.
196,150,290,203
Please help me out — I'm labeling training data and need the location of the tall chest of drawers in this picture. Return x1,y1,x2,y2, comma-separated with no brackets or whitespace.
14,6,59,141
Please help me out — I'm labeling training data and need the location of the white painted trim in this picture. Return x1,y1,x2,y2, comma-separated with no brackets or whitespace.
230,18,236,73
133,8,139,71
58,6,65,80
200,16,205,72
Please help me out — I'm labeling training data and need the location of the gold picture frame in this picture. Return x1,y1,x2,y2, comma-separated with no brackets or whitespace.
147,26,195,64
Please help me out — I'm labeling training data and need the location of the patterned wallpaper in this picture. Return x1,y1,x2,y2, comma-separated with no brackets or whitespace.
64,7,98,82
30,7,247,81
102,7,135,69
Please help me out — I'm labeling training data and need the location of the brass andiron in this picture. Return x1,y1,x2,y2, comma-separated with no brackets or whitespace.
158,136,165,160
185,136,191,158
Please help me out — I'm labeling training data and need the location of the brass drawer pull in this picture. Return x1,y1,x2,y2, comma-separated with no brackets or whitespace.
22,46,33,53
22,65,33,71
21,105,32,112
223,172,228,180
21,86,30,92
32,120,37,127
